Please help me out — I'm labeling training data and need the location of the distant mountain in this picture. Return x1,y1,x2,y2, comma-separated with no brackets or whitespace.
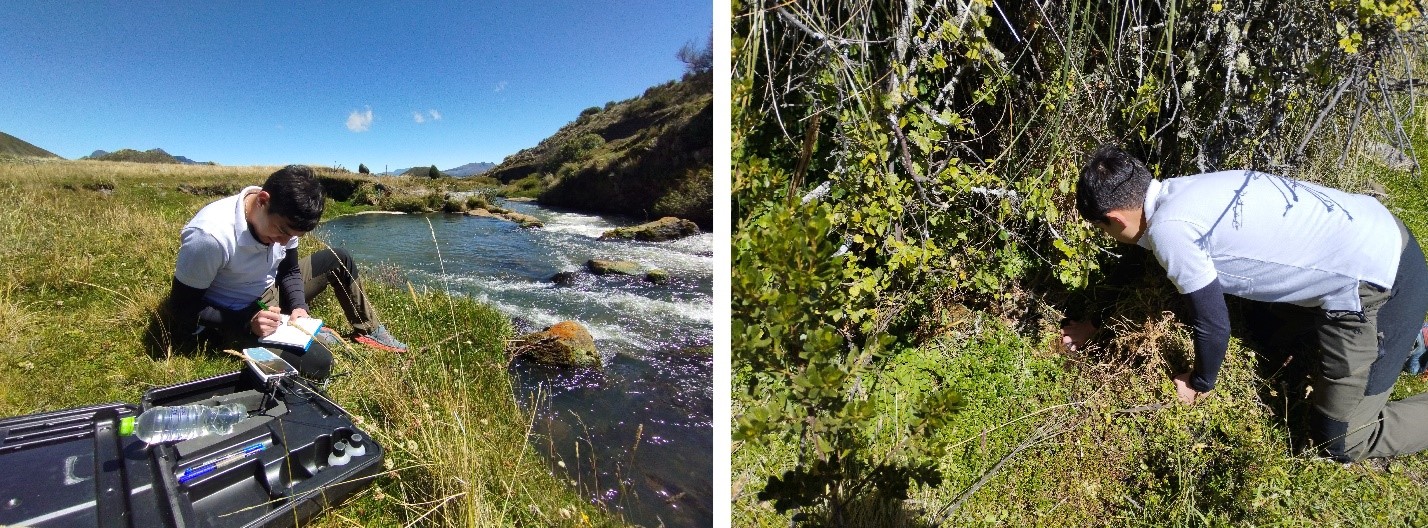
484,71,712,229
86,148,180,164
0,131,63,159
84,148,213,165
377,162,494,178
444,161,496,178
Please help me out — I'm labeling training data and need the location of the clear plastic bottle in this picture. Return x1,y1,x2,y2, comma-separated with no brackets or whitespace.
132,403,248,444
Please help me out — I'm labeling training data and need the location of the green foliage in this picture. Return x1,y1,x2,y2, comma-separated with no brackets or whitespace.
384,192,443,213
735,0,1428,524
546,133,605,172
427,165,441,179
502,174,545,198
734,152,960,523
358,163,370,174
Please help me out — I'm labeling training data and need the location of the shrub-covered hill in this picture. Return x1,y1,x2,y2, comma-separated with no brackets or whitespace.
85,148,179,164
484,72,713,230
0,131,62,159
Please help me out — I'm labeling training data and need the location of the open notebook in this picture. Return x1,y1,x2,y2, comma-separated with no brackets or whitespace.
258,315,324,350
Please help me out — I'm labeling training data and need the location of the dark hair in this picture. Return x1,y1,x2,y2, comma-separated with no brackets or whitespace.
262,165,325,232
1076,145,1153,223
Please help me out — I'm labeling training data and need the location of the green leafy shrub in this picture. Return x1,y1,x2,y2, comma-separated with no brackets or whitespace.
733,0,1426,524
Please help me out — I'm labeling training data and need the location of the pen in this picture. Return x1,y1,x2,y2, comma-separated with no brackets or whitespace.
178,441,270,483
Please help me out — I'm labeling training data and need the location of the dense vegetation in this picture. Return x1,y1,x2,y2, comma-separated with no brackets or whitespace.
484,70,714,229
734,0,1428,525
0,159,619,527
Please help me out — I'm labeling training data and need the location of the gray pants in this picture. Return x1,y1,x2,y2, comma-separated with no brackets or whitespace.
258,247,382,335
1275,225,1428,461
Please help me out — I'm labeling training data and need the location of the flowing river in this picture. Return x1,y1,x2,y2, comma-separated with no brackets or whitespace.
316,199,713,527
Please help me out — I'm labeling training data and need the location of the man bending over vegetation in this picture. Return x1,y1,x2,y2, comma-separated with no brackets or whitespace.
1061,145,1428,462
165,165,408,381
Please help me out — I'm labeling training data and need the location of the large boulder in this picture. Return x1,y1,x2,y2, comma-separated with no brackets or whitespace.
466,208,544,228
512,321,600,367
599,217,700,242
503,211,544,228
586,259,642,276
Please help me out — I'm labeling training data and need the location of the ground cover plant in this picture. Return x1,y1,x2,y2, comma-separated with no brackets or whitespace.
733,0,1428,525
0,158,617,527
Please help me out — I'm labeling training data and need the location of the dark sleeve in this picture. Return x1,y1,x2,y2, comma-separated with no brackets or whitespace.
169,277,261,337
275,250,308,313
1184,279,1231,392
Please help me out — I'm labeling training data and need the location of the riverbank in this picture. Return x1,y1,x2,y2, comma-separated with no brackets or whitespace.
0,158,621,527
318,198,715,527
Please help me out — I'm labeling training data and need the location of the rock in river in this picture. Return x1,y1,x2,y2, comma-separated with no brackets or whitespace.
587,259,642,276
513,321,600,367
598,217,699,242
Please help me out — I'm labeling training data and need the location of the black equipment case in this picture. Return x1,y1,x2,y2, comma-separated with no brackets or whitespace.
0,369,383,527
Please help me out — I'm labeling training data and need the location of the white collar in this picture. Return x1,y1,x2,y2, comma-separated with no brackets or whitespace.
1142,178,1164,222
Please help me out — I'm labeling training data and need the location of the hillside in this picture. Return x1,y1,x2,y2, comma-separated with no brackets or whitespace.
484,72,713,229
90,149,213,165
85,148,190,164
0,131,62,159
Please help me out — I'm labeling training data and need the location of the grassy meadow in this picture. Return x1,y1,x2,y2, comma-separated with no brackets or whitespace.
732,101,1428,526
0,158,618,527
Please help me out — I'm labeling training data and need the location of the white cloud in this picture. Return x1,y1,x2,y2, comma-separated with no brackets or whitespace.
428,109,441,121
412,111,425,124
346,107,373,132
494,81,507,93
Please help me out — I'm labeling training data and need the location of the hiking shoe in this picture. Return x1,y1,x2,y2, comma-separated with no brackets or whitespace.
354,325,407,352
1405,323,1428,376
314,327,342,347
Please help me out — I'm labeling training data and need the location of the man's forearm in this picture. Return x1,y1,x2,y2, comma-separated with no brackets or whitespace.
1185,280,1232,392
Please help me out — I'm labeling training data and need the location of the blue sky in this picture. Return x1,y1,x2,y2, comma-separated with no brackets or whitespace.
0,1,712,171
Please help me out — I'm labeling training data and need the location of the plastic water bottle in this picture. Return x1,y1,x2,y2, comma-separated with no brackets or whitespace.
132,403,248,444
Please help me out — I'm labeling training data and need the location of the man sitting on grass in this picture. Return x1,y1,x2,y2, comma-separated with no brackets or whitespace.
1061,145,1428,462
165,165,408,381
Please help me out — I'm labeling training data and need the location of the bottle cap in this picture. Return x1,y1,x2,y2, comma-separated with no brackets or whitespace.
119,416,135,436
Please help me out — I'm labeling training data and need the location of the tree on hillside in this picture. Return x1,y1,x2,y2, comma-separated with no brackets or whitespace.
359,163,370,174
428,165,441,179
677,35,712,77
